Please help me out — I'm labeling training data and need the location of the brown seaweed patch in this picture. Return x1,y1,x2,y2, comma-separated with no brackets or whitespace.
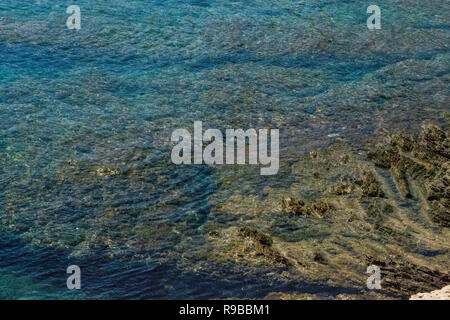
207,226,293,268
329,169,384,198
357,170,385,198
96,167,121,177
280,197,333,218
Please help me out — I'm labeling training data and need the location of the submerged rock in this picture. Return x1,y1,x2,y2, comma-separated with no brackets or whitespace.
329,169,384,198
96,167,120,177
204,122,449,298
238,226,273,247
206,226,293,269
281,197,333,218
330,176,354,195
368,123,449,226
265,291,394,300
365,254,449,296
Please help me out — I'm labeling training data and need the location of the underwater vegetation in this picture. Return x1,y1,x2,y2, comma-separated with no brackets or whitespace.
204,123,449,299
0,0,449,299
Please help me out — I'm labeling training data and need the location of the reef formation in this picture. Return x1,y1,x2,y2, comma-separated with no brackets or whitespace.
1,121,448,299
203,122,449,299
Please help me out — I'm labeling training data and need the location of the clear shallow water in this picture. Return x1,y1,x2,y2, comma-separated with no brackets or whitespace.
0,1,449,299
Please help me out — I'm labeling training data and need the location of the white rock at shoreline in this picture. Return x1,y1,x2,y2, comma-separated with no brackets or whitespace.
410,285,450,300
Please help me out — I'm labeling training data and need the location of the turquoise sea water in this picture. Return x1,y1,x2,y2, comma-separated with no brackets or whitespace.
0,1,449,299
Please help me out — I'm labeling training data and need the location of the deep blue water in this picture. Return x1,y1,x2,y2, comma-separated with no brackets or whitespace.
0,1,448,299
